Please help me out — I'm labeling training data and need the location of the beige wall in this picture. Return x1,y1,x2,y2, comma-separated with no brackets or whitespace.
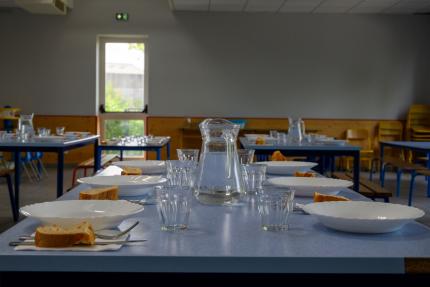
0,0,429,119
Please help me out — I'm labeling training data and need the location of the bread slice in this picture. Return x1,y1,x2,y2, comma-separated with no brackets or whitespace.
121,166,142,175
79,186,119,200
35,221,96,248
313,192,350,203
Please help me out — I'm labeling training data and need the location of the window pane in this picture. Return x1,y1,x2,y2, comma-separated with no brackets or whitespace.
105,43,144,112
104,119,145,157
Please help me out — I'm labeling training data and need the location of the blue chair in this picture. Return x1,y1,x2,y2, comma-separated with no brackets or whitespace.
408,169,430,206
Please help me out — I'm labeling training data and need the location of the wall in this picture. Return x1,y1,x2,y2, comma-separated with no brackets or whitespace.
0,0,429,119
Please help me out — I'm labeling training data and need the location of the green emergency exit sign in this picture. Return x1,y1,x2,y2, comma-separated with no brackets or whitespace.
115,12,129,21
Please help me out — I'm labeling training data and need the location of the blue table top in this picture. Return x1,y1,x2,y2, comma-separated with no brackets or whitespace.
381,141,430,151
100,137,170,148
240,138,361,151
0,173,430,273
0,135,99,148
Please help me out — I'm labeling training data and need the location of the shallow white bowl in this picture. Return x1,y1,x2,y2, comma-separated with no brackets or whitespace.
20,200,144,230
77,175,167,196
112,160,166,174
303,201,425,234
267,177,352,197
256,161,318,175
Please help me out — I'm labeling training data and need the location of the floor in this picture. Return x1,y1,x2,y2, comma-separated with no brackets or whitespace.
0,167,429,233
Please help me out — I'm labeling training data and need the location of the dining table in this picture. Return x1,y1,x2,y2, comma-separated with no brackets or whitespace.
380,141,430,170
96,136,171,170
240,137,361,192
0,166,430,284
0,135,99,221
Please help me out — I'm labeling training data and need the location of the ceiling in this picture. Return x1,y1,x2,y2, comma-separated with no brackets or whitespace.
170,0,430,14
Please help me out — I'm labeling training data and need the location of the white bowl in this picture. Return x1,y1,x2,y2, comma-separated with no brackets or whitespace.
303,201,425,233
77,175,167,196
267,177,352,197
112,160,166,174
256,161,318,175
20,200,144,230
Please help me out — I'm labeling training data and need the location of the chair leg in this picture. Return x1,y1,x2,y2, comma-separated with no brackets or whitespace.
71,167,79,188
29,161,41,181
22,163,34,183
408,171,417,206
38,159,49,176
396,169,402,197
5,174,17,221
427,174,430,198
369,159,376,181
380,163,387,187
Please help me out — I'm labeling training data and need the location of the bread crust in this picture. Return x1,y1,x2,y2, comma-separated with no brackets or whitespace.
35,222,96,248
121,166,142,175
79,186,119,200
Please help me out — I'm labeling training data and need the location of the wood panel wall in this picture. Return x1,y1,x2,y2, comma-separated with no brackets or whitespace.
147,116,404,160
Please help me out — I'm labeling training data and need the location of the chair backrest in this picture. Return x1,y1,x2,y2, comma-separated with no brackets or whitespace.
407,104,430,129
346,129,371,150
378,121,403,142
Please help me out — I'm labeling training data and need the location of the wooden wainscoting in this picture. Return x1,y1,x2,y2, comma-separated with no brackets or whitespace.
146,116,404,161
32,115,98,164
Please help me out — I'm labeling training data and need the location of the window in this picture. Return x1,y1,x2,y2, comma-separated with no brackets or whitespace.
97,36,148,157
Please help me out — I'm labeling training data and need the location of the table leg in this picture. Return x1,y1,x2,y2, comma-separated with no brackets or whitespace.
353,151,360,193
94,140,101,173
156,148,161,160
379,143,385,182
166,142,171,160
120,150,124,161
13,151,20,221
56,151,64,198
427,152,430,197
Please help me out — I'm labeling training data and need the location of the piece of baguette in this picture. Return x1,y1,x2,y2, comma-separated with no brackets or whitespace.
35,221,96,248
121,166,142,175
79,186,119,200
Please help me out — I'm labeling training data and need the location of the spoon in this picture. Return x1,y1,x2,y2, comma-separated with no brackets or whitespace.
95,221,140,240
18,221,140,241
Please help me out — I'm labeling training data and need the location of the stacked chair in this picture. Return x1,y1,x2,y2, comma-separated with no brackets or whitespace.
369,121,404,181
344,129,373,171
406,104,430,142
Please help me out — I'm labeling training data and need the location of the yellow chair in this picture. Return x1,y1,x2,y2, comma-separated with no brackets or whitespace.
369,122,403,180
344,129,374,171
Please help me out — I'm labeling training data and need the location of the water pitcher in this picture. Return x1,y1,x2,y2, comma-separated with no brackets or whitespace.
194,118,244,205
288,117,305,145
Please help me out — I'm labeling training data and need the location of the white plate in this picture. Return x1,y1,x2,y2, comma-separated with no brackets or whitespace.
244,134,276,141
112,160,166,174
20,200,144,230
77,175,167,196
303,201,425,233
316,139,346,146
256,161,318,175
267,177,352,197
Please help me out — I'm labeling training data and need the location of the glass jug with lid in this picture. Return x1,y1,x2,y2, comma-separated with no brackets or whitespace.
18,113,35,137
288,117,305,145
194,118,244,205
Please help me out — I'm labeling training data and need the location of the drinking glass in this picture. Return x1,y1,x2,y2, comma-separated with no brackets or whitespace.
269,130,278,139
177,149,200,162
237,149,255,164
56,126,65,136
257,186,295,231
166,160,197,187
242,164,266,194
156,185,193,231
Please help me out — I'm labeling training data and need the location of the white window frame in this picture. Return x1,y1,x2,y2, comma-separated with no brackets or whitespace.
96,35,149,140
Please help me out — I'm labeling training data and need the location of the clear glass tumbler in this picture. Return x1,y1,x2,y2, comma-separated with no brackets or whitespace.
237,149,255,164
56,126,65,136
156,185,193,231
257,186,295,231
166,160,197,187
242,164,266,194
177,149,200,162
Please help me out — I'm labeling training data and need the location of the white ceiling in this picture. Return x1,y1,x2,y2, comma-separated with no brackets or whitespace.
171,0,430,14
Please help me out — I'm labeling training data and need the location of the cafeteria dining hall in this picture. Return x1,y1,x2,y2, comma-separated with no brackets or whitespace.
0,0,430,285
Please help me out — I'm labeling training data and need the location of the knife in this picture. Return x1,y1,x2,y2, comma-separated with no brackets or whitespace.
10,239,147,247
